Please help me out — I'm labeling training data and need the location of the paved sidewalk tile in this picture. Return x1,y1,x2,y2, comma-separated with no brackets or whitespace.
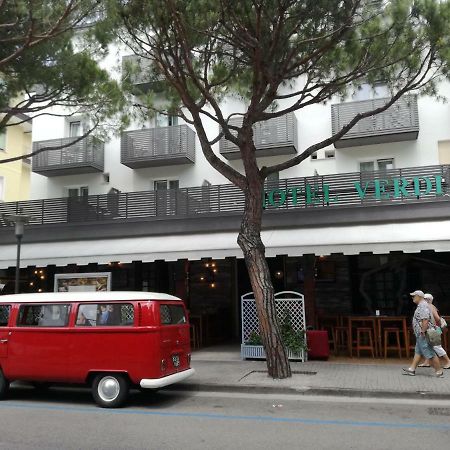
187,355,450,396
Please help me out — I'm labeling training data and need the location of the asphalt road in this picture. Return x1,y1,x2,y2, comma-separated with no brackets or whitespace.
1,385,450,449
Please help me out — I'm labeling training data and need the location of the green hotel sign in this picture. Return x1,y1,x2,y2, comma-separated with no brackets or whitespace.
263,175,444,208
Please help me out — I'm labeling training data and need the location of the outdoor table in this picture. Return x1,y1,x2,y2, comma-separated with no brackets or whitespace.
347,315,409,358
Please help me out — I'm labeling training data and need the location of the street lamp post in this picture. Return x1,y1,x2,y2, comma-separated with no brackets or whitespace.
2,212,31,294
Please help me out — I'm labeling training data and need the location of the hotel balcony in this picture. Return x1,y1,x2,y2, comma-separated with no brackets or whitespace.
219,113,298,160
121,124,196,169
32,136,104,177
331,95,419,148
121,55,165,93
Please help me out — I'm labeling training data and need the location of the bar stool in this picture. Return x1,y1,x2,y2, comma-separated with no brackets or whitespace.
333,326,350,355
383,327,402,358
407,327,416,355
356,327,375,358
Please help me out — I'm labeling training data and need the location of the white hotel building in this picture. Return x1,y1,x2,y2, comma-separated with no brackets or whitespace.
1,46,450,349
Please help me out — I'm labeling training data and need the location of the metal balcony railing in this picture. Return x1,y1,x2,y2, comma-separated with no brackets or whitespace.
1,165,448,228
121,125,196,168
331,95,419,148
219,113,298,159
122,55,165,93
32,136,104,177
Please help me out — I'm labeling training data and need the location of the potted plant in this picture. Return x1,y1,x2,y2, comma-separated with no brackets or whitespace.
242,313,307,361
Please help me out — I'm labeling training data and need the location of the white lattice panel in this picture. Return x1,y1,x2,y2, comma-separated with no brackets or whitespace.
241,291,306,343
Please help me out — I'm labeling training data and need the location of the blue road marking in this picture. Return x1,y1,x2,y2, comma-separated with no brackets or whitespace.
0,401,449,431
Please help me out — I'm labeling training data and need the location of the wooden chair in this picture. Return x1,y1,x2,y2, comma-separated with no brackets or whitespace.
383,327,402,358
356,327,375,358
333,326,350,356
319,316,341,352
406,327,416,355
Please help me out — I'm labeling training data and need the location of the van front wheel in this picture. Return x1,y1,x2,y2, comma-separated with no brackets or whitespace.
0,369,9,399
92,374,129,408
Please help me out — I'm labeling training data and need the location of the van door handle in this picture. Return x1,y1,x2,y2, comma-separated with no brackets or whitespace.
0,339,7,344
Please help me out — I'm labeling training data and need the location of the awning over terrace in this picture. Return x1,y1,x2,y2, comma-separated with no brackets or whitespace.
0,219,449,268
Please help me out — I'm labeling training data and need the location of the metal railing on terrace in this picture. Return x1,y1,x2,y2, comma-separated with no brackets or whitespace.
219,113,298,159
0,165,448,228
121,125,196,168
331,95,419,148
32,136,104,176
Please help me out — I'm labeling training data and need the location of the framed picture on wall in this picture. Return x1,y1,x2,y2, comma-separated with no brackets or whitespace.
54,272,111,292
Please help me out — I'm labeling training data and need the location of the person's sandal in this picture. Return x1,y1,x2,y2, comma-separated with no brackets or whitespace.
435,371,444,378
418,364,430,367
402,368,415,376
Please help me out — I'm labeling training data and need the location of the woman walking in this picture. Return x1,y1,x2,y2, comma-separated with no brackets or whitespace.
418,293,450,369
402,290,443,377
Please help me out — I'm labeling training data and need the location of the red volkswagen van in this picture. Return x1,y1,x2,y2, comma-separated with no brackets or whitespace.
0,292,194,407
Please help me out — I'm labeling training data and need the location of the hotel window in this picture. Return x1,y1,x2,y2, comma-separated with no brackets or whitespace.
154,180,179,216
359,161,375,172
69,121,82,138
154,180,179,190
0,129,6,151
377,158,395,172
66,186,89,198
352,83,389,101
155,113,178,128
359,158,394,173
0,176,4,201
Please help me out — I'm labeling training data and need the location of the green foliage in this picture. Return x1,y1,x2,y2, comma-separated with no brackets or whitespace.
94,0,450,144
245,313,307,354
0,0,126,133
246,331,263,346
280,313,307,355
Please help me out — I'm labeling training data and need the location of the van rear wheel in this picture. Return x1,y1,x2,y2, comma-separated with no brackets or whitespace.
0,369,9,399
92,374,129,408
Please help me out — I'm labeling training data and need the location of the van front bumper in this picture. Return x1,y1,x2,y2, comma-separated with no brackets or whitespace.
140,368,195,389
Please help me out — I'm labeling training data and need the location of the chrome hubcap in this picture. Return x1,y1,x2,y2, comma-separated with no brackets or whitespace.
98,376,120,402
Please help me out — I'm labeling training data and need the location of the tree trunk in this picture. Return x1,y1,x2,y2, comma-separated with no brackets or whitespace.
238,181,292,379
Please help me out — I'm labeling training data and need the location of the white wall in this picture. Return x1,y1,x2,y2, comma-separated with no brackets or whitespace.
29,42,450,200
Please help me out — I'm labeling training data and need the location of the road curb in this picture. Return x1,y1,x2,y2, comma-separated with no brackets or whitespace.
167,382,450,400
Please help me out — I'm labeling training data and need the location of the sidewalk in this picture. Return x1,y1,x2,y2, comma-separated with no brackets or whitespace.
174,347,450,399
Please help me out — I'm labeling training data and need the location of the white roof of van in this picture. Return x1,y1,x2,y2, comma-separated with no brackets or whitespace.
0,291,182,303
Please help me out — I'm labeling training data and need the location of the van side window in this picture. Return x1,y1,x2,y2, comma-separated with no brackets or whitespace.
17,304,71,327
76,303,134,326
160,304,186,325
0,305,11,326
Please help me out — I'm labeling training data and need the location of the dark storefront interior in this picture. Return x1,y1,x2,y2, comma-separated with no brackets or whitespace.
2,251,450,347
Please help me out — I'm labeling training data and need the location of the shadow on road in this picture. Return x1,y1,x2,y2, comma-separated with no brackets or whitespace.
6,383,189,409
